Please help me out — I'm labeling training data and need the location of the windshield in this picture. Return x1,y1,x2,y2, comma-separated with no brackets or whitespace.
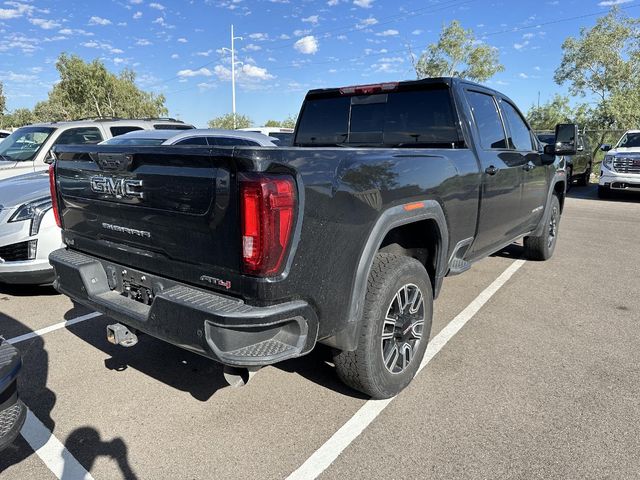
295,87,461,148
101,137,166,146
616,132,640,149
537,134,555,145
0,126,55,162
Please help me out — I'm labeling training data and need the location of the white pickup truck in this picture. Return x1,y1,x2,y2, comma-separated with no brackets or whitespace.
599,130,640,198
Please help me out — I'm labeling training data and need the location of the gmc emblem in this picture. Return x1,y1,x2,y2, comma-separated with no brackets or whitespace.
90,176,144,200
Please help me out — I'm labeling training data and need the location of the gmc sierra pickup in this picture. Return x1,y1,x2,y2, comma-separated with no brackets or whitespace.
49,78,577,398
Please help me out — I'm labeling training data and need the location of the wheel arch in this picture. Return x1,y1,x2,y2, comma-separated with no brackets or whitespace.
320,200,449,352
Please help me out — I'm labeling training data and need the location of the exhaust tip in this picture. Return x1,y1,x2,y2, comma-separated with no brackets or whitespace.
222,366,261,388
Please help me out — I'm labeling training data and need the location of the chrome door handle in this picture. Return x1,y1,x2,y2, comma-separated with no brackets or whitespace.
485,166,498,176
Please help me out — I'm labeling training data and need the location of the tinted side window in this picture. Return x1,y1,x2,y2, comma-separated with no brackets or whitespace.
209,137,248,147
174,137,207,146
54,127,103,145
110,126,143,137
466,91,507,149
501,101,534,151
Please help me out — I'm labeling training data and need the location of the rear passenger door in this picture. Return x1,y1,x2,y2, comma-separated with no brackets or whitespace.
499,99,547,231
466,90,525,258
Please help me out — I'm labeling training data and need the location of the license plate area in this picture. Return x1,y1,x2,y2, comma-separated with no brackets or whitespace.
106,266,155,306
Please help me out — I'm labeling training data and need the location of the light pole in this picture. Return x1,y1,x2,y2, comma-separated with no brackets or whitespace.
222,25,243,129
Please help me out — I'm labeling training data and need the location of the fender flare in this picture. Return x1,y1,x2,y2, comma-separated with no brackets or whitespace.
321,200,449,352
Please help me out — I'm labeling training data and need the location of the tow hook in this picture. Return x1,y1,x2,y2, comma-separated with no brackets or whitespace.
106,323,139,347
223,366,261,388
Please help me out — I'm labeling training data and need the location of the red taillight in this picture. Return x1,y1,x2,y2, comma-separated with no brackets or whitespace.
339,82,398,95
48,164,62,228
240,174,296,276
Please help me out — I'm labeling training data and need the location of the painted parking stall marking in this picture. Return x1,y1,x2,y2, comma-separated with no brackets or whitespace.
287,259,526,480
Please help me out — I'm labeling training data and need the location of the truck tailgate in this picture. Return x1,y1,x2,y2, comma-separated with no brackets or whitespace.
53,146,239,286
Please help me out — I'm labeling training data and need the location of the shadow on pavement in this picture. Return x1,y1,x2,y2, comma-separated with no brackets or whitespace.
65,302,367,401
0,296,138,479
65,427,138,480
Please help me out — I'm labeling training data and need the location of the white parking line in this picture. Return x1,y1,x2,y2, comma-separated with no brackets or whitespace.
287,259,526,480
7,312,102,345
21,409,95,480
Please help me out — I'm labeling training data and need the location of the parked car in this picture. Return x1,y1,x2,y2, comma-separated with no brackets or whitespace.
599,129,640,198
537,130,592,187
0,339,26,452
0,129,10,143
0,171,63,284
100,128,278,147
0,118,194,181
49,78,576,399
239,127,294,146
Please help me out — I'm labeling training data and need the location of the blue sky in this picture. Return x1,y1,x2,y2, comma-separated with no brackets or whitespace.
0,0,637,127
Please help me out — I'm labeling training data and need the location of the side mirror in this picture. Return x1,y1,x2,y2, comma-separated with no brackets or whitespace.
543,144,555,156
44,150,56,165
600,144,612,152
553,123,578,156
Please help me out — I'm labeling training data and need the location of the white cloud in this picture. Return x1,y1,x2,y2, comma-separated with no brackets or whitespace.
356,16,377,29
353,0,373,7
0,2,37,20
376,29,398,36
302,15,319,24
177,67,213,78
58,28,93,36
514,41,529,50
248,32,268,40
171,53,179,59
129,0,143,3
29,18,61,30
197,82,216,90
412,29,422,35
136,38,152,46
518,73,528,79
294,35,318,54
149,2,165,10
241,64,274,80
133,11,142,19
89,16,112,26
195,49,213,56
598,0,632,5
293,29,310,37
244,43,261,51
177,37,188,43
0,70,38,82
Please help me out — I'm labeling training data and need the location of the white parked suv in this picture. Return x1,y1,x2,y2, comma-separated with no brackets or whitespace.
0,118,193,181
0,171,61,284
599,130,640,198
238,127,294,146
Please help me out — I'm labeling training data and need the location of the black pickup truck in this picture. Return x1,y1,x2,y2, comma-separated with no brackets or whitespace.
49,78,577,398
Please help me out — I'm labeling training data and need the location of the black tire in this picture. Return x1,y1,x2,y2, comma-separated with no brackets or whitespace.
333,253,433,399
523,194,561,261
597,185,611,199
577,164,591,186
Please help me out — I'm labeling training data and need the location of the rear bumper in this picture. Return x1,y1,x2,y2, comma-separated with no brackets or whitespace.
49,248,319,367
0,260,55,285
0,341,26,452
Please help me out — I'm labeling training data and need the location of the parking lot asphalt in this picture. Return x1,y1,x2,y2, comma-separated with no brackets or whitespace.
1,185,639,480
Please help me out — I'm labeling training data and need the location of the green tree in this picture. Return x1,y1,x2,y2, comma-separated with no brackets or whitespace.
207,113,252,129
415,20,504,82
526,95,575,131
554,7,640,155
34,53,168,122
281,114,297,129
0,82,6,117
2,108,35,128
264,119,281,127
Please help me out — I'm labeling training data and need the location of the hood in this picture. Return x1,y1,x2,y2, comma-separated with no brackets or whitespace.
0,171,50,209
610,147,640,155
